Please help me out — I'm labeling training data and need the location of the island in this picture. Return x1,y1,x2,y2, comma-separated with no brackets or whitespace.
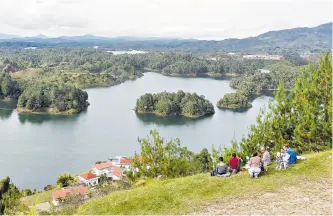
17,83,89,114
217,92,252,109
135,90,215,118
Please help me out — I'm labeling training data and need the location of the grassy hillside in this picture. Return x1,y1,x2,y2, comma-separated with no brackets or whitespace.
20,187,59,206
77,151,332,215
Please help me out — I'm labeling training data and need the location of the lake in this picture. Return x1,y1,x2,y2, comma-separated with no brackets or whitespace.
0,72,272,190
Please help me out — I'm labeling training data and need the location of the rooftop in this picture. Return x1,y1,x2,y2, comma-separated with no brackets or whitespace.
52,186,88,200
79,172,97,180
93,161,113,170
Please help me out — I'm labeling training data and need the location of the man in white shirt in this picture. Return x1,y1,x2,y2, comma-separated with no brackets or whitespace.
260,147,271,168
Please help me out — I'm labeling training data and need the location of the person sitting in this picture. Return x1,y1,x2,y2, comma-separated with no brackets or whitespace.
229,153,242,174
260,146,271,171
211,157,230,177
248,152,262,178
283,144,297,164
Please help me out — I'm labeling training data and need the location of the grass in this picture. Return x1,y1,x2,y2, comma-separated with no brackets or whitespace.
77,151,332,215
20,187,60,206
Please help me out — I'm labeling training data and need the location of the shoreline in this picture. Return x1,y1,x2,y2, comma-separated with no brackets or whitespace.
16,107,83,115
135,110,213,119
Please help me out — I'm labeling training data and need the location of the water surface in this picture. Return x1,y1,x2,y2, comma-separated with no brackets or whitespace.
0,72,272,189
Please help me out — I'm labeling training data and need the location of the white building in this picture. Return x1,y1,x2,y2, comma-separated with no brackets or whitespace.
92,161,113,177
78,172,99,187
109,156,132,172
258,69,270,74
243,54,283,60
24,47,37,50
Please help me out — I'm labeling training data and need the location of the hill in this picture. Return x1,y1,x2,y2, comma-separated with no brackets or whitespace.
76,151,332,215
0,23,331,52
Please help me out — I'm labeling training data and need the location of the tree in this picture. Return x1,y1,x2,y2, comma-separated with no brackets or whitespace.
194,148,213,172
132,130,198,179
99,174,108,185
56,173,74,188
239,52,332,154
21,189,32,197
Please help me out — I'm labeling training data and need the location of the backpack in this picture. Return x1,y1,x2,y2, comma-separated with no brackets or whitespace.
216,165,228,175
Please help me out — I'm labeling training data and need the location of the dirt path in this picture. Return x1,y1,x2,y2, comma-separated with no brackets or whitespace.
195,179,332,215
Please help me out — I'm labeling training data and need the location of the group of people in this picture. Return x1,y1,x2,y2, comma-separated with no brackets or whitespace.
211,144,297,178
247,144,297,178
211,153,243,177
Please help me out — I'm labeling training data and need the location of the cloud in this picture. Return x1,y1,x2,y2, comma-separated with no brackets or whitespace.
0,0,331,39
0,0,90,32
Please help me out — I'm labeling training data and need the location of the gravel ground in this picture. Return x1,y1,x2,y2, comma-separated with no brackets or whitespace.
193,179,332,215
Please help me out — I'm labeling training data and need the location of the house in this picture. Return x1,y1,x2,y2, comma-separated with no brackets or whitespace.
92,161,113,177
109,156,132,172
78,172,99,187
112,166,123,181
258,69,270,74
51,186,88,206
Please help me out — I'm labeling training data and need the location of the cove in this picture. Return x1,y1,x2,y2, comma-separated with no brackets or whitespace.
0,72,272,189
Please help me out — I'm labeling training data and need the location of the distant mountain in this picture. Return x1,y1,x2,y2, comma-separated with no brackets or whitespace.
0,22,331,52
0,33,21,40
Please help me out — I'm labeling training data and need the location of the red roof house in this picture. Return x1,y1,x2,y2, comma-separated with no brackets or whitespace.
78,172,99,187
93,161,113,170
79,172,97,180
112,166,123,181
52,186,88,205
119,157,132,164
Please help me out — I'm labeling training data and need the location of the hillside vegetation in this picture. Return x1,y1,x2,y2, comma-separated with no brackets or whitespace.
135,91,215,118
0,73,21,99
217,92,252,109
17,83,89,114
77,151,332,215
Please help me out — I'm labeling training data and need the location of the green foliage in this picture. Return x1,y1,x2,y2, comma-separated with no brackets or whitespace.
17,83,89,113
0,72,21,99
77,151,332,215
21,189,32,197
56,173,75,188
132,130,199,179
239,53,332,155
0,177,26,215
99,174,108,185
135,91,215,118
217,92,252,109
194,148,213,172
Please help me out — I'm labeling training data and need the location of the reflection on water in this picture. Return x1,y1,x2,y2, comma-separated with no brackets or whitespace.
0,99,17,120
136,113,213,126
217,107,251,113
18,112,83,124
0,109,13,120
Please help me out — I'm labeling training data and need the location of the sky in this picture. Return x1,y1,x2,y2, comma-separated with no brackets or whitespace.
0,0,332,40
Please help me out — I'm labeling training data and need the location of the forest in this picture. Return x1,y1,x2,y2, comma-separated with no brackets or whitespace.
0,73,21,99
0,48,307,113
0,48,283,81
216,61,302,109
17,83,89,114
135,91,215,118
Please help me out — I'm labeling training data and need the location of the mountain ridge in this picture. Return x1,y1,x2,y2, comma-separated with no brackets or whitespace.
0,22,331,52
